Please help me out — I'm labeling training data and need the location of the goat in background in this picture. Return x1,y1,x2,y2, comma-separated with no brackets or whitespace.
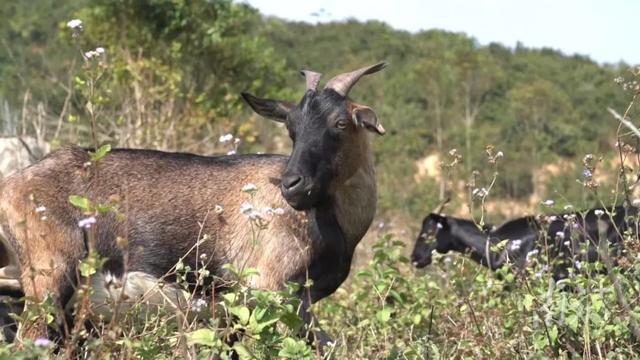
411,205,636,280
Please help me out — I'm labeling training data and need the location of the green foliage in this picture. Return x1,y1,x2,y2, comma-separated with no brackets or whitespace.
3,227,640,357
88,143,111,161
314,233,640,358
68,194,91,211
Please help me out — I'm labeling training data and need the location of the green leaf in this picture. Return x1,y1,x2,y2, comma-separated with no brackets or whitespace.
96,203,115,214
240,267,260,277
590,293,603,312
89,144,112,162
230,306,250,325
490,239,509,252
233,343,253,359
78,261,97,277
280,311,304,331
187,328,217,347
523,294,534,311
222,293,237,305
278,337,311,359
376,308,392,323
533,334,547,350
566,314,579,332
251,315,280,333
69,195,91,211
251,307,267,322
549,325,558,344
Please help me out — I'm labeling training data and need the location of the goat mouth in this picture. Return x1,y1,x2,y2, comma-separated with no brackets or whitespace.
281,188,316,210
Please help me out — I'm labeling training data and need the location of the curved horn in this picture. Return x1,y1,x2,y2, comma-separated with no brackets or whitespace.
324,62,387,97
300,70,322,92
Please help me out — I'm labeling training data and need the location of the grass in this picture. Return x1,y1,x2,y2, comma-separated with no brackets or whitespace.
2,225,640,359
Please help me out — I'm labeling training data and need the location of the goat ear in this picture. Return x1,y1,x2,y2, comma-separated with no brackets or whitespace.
351,104,385,135
242,92,294,122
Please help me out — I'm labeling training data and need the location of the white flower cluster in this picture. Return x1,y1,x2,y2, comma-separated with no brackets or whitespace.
219,134,234,143
472,187,488,198
219,133,241,155
66,19,83,31
509,239,522,251
78,216,96,229
239,202,254,215
35,205,48,221
239,202,285,222
66,19,105,60
191,298,208,313
84,47,105,60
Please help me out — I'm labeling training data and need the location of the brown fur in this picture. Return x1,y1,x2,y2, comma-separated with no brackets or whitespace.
0,147,319,339
331,104,378,250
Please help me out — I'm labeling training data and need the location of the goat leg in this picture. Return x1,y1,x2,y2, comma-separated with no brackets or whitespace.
298,293,333,355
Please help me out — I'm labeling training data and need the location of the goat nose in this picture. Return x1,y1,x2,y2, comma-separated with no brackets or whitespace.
282,175,303,191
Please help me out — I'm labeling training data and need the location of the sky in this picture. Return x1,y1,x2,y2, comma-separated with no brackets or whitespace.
243,0,639,65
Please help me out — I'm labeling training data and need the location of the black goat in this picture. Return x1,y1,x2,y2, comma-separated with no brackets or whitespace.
411,206,637,280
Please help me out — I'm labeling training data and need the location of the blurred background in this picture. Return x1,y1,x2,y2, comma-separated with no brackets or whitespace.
0,0,638,250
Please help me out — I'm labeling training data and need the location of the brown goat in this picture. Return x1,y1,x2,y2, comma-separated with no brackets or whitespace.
0,63,386,344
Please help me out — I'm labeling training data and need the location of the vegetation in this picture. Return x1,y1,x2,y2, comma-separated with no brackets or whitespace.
1,0,640,358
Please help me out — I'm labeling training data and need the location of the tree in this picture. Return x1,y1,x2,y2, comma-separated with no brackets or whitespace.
504,79,575,198
454,47,503,173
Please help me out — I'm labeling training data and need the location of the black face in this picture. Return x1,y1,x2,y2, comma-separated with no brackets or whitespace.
280,90,351,210
242,89,355,210
242,63,386,211
411,214,451,268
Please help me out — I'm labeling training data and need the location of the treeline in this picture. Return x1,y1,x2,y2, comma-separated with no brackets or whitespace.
0,0,637,221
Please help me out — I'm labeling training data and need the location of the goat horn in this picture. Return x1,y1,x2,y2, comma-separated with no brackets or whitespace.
300,70,322,92
324,62,386,97
433,197,451,214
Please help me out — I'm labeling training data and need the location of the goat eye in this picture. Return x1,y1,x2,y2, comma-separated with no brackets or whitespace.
335,120,348,129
